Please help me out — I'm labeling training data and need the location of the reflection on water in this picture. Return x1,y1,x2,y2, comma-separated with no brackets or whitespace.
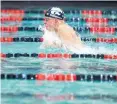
1,92,117,102
1,58,117,73
40,58,80,70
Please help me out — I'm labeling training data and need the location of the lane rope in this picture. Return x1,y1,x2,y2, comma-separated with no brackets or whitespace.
1,73,117,82
0,53,117,60
0,37,117,43
1,26,117,34
0,37,43,42
1,9,116,15
1,17,117,22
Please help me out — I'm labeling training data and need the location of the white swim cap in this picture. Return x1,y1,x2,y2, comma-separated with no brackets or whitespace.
45,7,64,20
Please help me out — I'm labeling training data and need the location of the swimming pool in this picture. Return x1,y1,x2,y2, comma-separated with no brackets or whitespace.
1,6,117,104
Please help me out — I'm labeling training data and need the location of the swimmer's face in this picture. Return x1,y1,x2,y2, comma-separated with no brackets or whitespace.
44,17,57,30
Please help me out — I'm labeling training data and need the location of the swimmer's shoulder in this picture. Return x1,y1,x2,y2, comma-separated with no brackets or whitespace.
57,23,78,38
58,23,75,34
58,23,73,30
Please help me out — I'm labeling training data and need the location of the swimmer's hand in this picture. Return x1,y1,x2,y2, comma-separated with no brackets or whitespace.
38,25,44,32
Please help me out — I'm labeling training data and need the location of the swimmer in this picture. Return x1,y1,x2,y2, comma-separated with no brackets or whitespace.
40,7,84,52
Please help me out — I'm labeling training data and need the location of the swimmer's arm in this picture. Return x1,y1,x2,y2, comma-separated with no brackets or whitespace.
57,27,84,49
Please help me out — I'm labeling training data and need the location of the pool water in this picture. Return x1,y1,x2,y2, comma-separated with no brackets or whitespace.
1,7,117,104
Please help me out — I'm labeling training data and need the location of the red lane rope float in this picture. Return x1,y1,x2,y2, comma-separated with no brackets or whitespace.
0,37,13,42
36,74,76,81
90,27,115,34
82,10,102,17
96,38,117,43
0,53,117,60
1,73,117,82
85,18,108,27
0,26,18,32
104,54,117,59
85,18,108,23
0,53,6,58
1,17,23,22
1,10,24,23
0,37,117,43
1,9,24,14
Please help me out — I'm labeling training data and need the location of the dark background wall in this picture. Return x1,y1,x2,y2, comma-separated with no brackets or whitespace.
1,1,117,9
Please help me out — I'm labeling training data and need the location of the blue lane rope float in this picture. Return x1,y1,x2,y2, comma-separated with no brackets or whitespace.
1,73,117,82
